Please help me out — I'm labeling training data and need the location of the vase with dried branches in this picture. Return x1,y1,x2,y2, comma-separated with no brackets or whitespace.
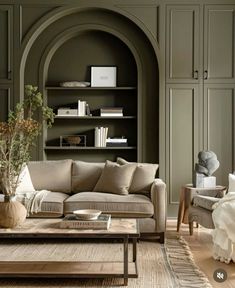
0,85,54,228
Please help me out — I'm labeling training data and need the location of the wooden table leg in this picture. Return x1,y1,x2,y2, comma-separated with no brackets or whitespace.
177,187,185,232
123,236,128,286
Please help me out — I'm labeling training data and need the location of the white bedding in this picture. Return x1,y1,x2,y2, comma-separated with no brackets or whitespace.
212,192,235,263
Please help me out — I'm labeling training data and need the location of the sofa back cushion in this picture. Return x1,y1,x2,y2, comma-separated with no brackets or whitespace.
28,159,72,193
117,157,158,194
72,161,105,193
93,160,136,195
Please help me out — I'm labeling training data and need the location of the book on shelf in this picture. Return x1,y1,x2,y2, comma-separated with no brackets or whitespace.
106,143,128,147
94,127,108,147
60,214,111,230
78,100,87,116
106,137,127,143
100,113,123,117
100,107,123,117
100,107,123,113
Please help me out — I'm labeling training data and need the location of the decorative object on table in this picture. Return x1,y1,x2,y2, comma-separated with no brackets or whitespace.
57,107,78,116
59,81,90,87
100,107,123,117
91,66,117,87
106,137,128,147
73,209,102,220
60,135,86,147
194,150,220,188
0,85,55,228
94,127,108,147
60,214,111,229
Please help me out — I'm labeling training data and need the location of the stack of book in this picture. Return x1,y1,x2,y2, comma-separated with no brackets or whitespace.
94,127,109,147
78,100,87,116
100,107,123,117
106,137,128,147
60,214,111,230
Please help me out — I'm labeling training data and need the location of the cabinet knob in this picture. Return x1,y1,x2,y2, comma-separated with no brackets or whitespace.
7,70,11,80
193,70,198,79
204,70,208,80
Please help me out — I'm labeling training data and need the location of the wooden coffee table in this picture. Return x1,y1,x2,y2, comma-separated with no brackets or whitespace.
0,218,139,286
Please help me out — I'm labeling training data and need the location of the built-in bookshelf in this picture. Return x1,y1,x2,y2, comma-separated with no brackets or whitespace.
44,85,137,162
43,30,138,162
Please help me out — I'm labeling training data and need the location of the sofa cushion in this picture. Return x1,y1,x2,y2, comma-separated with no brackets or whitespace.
93,160,136,195
72,161,104,193
29,192,69,218
28,159,72,193
193,195,220,211
64,192,154,218
117,157,158,193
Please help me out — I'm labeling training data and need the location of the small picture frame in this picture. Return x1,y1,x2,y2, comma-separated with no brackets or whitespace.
60,135,86,147
91,66,117,87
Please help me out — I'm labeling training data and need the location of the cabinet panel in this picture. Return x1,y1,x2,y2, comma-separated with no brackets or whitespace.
0,87,10,121
0,6,12,83
204,6,235,81
204,85,235,185
166,5,199,82
166,85,199,212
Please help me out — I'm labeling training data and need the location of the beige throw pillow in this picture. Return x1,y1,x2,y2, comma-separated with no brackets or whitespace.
117,157,158,193
93,160,136,195
72,161,105,193
28,159,72,193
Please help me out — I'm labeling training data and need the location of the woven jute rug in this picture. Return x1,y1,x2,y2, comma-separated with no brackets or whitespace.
0,237,212,288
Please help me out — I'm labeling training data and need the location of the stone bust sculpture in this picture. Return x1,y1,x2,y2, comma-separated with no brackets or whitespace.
195,151,220,176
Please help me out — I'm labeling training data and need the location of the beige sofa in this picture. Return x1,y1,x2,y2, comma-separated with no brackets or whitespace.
27,159,167,243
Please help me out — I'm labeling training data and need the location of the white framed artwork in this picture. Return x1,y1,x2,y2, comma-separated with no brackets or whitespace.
91,66,117,87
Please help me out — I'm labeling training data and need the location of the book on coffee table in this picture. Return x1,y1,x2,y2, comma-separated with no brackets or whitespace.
60,214,111,229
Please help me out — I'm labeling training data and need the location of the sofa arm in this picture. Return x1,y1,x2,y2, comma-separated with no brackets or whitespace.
150,178,167,232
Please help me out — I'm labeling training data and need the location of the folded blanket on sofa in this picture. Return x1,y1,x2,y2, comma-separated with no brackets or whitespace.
212,192,235,263
15,190,49,216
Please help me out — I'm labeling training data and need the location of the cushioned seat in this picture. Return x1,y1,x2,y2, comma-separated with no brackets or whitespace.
30,192,69,218
64,192,154,218
193,195,220,211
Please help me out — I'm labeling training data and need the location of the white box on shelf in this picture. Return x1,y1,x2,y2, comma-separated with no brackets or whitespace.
91,66,117,87
57,109,78,116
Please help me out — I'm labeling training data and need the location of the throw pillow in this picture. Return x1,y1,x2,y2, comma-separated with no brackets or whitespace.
27,159,72,193
72,161,105,192
117,157,158,193
16,165,35,194
228,173,235,192
93,160,136,195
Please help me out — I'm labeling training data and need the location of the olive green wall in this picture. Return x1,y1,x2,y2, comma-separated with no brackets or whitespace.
0,0,235,217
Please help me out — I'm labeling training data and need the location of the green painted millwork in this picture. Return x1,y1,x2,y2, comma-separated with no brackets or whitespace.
0,5,13,83
0,0,234,217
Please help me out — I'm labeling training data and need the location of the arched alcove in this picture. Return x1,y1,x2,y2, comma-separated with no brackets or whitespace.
23,8,159,164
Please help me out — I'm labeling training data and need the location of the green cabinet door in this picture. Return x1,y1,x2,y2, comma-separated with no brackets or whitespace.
166,5,199,83
166,84,200,217
0,87,10,121
203,84,235,186
0,5,12,83
204,5,235,83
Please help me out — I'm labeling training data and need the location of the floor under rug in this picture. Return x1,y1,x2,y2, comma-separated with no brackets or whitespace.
0,237,212,288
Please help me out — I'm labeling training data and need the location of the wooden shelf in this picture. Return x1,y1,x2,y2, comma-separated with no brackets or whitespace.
55,116,136,119
46,86,136,90
44,146,137,150
0,261,137,278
